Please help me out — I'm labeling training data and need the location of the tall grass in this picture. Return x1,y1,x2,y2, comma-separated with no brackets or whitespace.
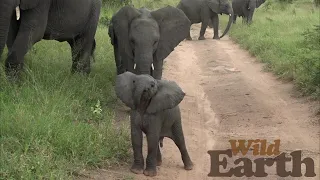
0,24,131,180
221,0,320,99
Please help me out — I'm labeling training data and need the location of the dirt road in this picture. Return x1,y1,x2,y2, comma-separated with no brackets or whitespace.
83,24,320,180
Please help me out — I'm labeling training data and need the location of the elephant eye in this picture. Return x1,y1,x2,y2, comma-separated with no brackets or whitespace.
133,80,135,83
151,84,154,88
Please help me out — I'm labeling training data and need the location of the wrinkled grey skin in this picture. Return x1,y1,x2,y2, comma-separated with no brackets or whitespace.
177,0,234,40
0,0,101,78
115,72,193,177
232,0,266,24
108,5,191,80
208,19,213,28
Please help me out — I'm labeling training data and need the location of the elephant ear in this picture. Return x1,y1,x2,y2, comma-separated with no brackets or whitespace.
151,6,191,62
20,0,40,10
256,0,266,8
146,80,185,114
207,0,220,14
115,72,137,109
110,6,141,59
108,22,115,45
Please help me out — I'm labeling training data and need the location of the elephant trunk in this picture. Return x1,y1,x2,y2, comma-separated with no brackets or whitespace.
219,12,233,39
247,9,255,24
134,51,153,76
0,3,14,57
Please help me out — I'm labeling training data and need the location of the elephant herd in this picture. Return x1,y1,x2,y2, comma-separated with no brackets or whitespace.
0,0,266,177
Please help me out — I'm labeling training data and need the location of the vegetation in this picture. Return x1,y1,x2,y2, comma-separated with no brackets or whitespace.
221,0,320,99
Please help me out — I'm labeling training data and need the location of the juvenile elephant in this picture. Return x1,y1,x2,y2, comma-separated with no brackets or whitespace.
108,6,191,80
0,0,101,77
232,0,266,24
115,71,193,177
177,0,234,40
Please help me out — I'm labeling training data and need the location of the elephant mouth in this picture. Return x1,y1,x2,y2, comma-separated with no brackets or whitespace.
133,63,154,71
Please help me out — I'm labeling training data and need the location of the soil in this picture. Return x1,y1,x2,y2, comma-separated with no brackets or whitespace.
77,24,320,180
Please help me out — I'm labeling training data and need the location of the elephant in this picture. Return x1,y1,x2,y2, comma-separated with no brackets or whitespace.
115,71,193,177
0,0,101,77
177,0,234,40
108,5,191,80
232,0,266,24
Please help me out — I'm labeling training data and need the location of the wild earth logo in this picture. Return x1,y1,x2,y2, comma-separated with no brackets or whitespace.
207,139,317,177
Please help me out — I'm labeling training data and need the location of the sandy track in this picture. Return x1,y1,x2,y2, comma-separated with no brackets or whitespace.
80,24,320,180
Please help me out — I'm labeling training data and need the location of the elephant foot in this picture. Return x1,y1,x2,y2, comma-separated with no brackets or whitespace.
130,163,144,174
157,160,162,166
184,161,194,170
186,36,192,41
143,168,157,177
5,63,23,82
213,36,220,40
198,36,205,40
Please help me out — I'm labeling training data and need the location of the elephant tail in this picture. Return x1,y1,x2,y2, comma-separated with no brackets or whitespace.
91,39,96,62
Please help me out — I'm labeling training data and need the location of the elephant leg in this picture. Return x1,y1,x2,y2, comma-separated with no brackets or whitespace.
5,6,49,78
68,37,79,64
199,19,208,40
6,14,20,53
130,123,144,174
153,59,163,80
90,39,96,61
157,144,162,166
144,132,160,177
70,6,100,74
212,14,220,40
233,15,237,24
242,16,246,24
171,122,193,170
186,31,192,41
199,9,210,40
68,36,91,74
70,37,95,74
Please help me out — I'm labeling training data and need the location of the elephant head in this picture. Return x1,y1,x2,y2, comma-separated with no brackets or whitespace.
207,0,234,38
247,0,266,24
109,5,191,78
115,71,185,114
0,0,39,57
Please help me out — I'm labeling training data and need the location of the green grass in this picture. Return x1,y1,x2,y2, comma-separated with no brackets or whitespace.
221,0,320,99
0,27,132,179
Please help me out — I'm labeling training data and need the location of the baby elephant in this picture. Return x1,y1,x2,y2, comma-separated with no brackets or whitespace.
115,72,193,177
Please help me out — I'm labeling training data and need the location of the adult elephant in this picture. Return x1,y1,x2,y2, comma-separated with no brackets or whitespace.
177,0,233,40
232,0,266,24
0,0,101,77
108,6,191,80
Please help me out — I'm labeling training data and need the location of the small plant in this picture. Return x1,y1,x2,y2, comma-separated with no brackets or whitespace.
90,100,103,121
